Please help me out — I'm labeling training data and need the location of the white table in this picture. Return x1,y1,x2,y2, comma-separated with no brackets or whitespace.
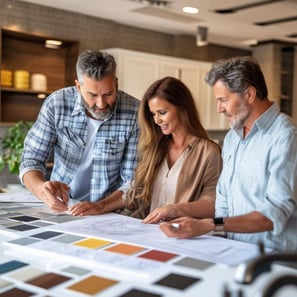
0,193,296,297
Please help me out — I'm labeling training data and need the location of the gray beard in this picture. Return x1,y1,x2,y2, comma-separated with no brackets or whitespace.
86,106,112,120
230,117,245,130
83,101,113,120
229,101,250,130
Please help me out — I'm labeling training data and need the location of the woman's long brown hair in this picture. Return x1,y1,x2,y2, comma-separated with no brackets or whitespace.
125,76,209,211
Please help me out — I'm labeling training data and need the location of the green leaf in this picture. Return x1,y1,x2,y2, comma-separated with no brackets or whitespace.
0,121,33,175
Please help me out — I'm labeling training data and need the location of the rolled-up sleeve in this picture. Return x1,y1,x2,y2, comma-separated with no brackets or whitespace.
259,131,297,235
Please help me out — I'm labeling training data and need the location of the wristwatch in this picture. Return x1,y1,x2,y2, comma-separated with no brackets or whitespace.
213,217,225,232
212,217,226,237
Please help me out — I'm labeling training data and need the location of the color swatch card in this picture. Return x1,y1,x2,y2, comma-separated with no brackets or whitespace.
0,202,83,238
0,252,209,297
48,213,261,266
4,230,177,278
1,203,297,297
3,212,261,288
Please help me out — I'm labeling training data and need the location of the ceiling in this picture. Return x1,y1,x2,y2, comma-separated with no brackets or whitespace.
18,0,297,49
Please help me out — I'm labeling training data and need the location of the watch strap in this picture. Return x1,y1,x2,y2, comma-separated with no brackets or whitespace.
213,217,225,232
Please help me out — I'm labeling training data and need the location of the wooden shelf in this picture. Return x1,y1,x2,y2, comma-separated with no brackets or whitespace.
1,87,51,95
0,28,79,123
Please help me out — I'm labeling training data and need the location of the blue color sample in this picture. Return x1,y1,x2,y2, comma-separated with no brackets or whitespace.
0,260,28,274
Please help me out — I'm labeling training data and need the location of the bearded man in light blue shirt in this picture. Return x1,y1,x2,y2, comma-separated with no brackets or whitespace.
158,56,297,252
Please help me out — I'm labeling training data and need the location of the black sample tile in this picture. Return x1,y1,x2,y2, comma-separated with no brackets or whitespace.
9,215,39,222
7,224,39,232
30,231,63,240
154,273,201,290
118,289,162,297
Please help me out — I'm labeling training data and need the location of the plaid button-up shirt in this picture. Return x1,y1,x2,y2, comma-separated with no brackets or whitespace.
20,86,140,202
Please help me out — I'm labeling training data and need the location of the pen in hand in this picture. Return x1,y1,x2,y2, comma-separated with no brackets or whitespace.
55,196,65,204
171,223,180,230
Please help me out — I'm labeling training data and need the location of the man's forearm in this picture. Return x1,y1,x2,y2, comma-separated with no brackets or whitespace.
22,170,46,199
223,211,273,233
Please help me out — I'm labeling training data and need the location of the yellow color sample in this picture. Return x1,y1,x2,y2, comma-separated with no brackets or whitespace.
74,238,111,249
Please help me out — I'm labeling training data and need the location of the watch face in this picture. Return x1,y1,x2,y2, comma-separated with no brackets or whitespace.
213,217,224,225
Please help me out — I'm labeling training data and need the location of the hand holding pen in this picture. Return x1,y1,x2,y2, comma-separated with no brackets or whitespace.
43,180,70,213
159,217,214,239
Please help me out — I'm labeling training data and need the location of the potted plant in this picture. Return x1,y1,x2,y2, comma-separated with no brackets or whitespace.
0,121,33,175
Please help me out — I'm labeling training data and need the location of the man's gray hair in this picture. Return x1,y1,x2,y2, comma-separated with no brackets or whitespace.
205,56,268,100
76,50,116,84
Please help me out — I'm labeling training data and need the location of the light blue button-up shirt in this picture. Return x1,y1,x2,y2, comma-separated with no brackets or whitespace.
20,86,140,202
216,103,297,252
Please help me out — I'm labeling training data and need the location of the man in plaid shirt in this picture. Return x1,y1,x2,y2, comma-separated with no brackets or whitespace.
20,50,140,214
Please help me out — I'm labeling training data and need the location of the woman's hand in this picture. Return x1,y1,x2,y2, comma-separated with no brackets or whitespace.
69,190,124,216
143,204,177,224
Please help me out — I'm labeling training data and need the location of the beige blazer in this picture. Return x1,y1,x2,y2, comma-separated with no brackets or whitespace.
123,137,222,219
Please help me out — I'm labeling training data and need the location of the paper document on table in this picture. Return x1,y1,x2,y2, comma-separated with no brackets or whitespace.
0,191,41,203
50,213,261,266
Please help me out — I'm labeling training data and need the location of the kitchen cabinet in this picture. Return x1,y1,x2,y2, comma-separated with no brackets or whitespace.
103,48,229,130
114,51,159,101
0,29,79,123
159,59,228,130
280,46,294,116
253,43,297,119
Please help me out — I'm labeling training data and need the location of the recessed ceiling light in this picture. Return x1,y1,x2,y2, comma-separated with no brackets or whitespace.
182,6,199,14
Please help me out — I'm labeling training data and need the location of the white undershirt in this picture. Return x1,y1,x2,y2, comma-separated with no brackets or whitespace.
69,118,101,201
150,148,188,212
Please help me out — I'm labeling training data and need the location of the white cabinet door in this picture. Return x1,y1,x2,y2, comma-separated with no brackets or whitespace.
179,64,200,110
120,54,159,100
197,65,229,130
103,48,229,130
103,49,159,100
160,60,229,130
159,60,201,113
159,61,179,78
